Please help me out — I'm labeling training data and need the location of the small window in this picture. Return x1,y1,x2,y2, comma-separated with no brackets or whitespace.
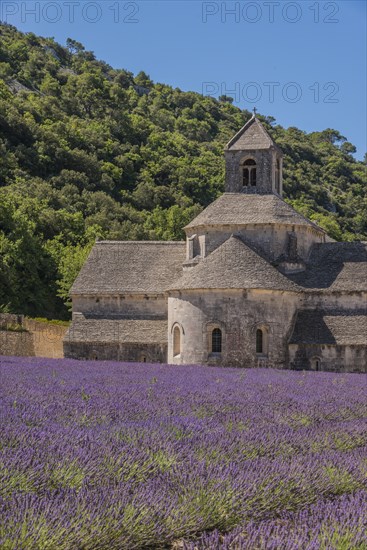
256,329,263,354
212,328,222,353
242,159,256,187
312,357,321,371
173,326,181,357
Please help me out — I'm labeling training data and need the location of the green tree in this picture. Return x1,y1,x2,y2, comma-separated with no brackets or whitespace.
66,38,85,55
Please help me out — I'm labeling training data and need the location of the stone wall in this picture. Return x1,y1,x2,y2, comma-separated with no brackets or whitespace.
186,224,324,263
0,315,68,358
289,343,367,373
225,149,276,194
0,330,34,356
72,294,167,319
67,293,168,363
168,289,367,372
23,319,68,358
168,288,299,367
64,342,167,363
301,292,367,311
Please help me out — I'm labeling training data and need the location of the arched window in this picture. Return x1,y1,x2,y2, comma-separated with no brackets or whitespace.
242,159,256,187
256,329,263,354
312,357,321,371
212,328,222,353
173,326,181,357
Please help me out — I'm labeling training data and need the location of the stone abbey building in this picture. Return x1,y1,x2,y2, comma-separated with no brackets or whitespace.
64,115,367,372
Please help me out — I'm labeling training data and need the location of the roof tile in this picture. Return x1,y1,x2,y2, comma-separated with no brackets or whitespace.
65,318,167,344
185,193,324,230
225,116,277,150
289,242,367,292
169,235,301,292
71,241,185,295
289,310,367,345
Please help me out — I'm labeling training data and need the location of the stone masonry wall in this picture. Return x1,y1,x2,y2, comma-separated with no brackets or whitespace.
0,315,68,358
301,292,367,312
186,224,324,263
0,331,34,356
23,319,68,358
168,289,299,367
289,344,367,373
72,294,167,319
64,342,167,363
225,149,274,194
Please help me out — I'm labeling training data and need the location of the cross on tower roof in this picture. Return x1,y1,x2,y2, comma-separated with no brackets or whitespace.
252,107,257,117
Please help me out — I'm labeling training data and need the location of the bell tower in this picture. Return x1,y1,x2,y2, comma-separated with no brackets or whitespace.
224,112,283,196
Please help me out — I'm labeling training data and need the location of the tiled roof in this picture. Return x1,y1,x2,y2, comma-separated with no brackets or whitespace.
289,242,367,292
70,241,185,295
169,235,301,292
65,317,167,344
289,310,367,345
185,193,324,231
225,116,278,151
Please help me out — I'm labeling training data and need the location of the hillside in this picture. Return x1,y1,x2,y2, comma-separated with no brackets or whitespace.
0,23,366,319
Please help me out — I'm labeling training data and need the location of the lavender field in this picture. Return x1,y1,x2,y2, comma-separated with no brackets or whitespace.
1,357,366,549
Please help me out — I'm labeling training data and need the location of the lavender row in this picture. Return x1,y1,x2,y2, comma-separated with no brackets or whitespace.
184,490,367,549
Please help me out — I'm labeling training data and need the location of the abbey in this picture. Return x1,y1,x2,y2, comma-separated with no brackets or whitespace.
64,115,367,372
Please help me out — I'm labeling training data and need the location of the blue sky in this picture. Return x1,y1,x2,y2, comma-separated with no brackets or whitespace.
2,0,366,158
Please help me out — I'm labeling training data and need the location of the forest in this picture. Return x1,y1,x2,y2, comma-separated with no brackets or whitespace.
0,23,366,319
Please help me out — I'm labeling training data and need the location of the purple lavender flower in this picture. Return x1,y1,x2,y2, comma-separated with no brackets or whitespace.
0,356,366,548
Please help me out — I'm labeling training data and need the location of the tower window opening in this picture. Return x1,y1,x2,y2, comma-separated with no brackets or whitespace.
243,169,249,186
242,159,256,187
251,169,257,186
256,329,263,354
212,328,222,353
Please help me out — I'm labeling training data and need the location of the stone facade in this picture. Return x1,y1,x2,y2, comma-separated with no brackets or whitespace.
0,314,68,358
63,316,168,362
23,319,68,358
64,341,167,363
72,294,167,319
289,344,367,373
185,222,325,264
65,115,367,372
224,118,283,195
168,289,299,368
0,330,34,357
